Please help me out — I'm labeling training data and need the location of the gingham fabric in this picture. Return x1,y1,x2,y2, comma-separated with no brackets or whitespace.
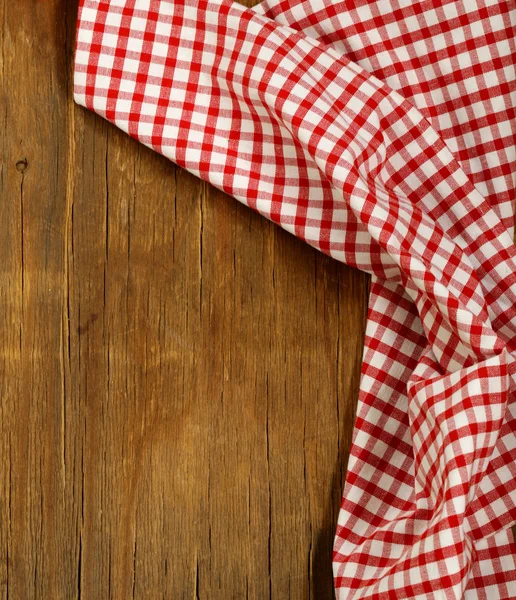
73,0,516,597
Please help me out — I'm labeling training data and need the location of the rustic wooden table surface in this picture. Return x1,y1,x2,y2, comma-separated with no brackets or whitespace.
0,0,369,598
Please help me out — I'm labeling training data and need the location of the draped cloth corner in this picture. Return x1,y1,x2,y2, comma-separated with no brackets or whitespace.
73,0,516,597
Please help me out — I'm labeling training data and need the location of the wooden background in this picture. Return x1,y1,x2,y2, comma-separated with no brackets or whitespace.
0,0,369,598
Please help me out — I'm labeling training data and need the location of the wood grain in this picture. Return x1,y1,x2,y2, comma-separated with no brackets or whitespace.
0,0,369,598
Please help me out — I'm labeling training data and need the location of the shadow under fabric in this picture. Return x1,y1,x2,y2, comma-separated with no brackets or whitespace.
73,0,516,597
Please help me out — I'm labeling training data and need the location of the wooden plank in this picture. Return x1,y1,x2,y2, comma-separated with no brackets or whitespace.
0,0,81,598
0,0,369,598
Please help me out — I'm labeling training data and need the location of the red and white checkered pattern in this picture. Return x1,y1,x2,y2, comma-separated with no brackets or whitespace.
73,0,516,597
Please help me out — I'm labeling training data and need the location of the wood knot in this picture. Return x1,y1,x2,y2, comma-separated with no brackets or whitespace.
16,159,28,174
77,313,99,335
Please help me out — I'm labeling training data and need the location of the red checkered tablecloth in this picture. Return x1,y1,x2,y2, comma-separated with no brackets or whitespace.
73,1,516,597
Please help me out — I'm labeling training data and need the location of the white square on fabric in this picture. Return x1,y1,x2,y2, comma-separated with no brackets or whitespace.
123,58,140,75
101,33,119,49
139,102,157,117
138,120,155,138
74,71,87,88
130,16,147,32
93,94,108,113
129,37,144,54
94,75,112,91
119,78,136,95
170,68,191,83
307,208,323,222
143,83,161,100
78,27,93,45
152,42,169,58
304,225,321,241
155,20,172,38
105,10,123,29
74,50,90,68
281,202,297,218
148,62,165,80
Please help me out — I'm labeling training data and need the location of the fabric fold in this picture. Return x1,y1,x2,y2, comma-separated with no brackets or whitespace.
73,0,516,597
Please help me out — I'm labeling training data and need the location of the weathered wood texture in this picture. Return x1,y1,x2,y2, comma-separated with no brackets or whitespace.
0,0,369,598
